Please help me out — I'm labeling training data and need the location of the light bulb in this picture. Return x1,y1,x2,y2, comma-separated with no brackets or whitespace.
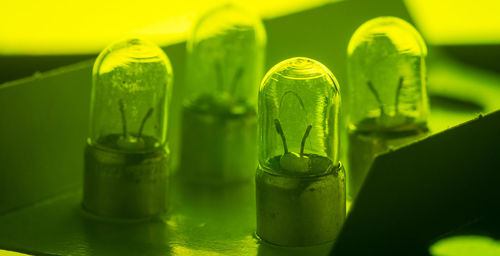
346,16,429,200
180,4,266,183
83,38,172,219
256,57,346,246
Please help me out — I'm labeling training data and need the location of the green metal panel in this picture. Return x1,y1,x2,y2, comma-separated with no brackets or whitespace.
333,110,500,255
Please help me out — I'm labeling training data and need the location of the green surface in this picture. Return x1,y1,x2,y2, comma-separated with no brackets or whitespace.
0,249,30,256
0,176,333,256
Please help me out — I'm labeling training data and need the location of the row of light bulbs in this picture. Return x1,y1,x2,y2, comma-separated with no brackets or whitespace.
82,4,428,247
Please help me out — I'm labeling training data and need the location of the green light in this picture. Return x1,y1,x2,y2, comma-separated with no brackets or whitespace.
0,250,31,256
256,57,345,246
83,38,172,219
179,4,266,184
429,235,500,256
346,17,429,200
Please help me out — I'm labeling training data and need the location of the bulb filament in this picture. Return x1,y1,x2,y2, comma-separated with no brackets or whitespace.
119,99,127,137
300,125,312,158
366,81,385,116
118,99,154,139
138,107,154,138
395,77,404,115
274,118,313,158
366,76,405,117
214,60,245,96
230,66,244,95
274,119,288,154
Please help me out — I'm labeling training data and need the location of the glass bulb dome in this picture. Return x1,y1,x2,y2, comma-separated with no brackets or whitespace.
185,3,266,113
88,38,173,152
258,57,340,176
347,16,428,133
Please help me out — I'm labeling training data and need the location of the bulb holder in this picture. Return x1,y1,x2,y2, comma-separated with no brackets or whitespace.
256,162,346,246
180,106,257,184
83,143,168,220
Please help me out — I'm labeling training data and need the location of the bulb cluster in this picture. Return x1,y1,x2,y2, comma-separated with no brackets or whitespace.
82,5,427,248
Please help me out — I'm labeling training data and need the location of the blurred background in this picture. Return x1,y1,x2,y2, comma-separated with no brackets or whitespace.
1,0,500,83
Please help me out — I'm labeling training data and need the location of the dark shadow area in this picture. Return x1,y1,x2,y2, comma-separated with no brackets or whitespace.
0,54,95,84
429,94,484,113
332,110,500,255
442,44,500,74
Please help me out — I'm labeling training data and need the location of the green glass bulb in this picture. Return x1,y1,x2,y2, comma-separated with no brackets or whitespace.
180,4,266,184
83,38,172,219
256,57,346,246
346,16,429,200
